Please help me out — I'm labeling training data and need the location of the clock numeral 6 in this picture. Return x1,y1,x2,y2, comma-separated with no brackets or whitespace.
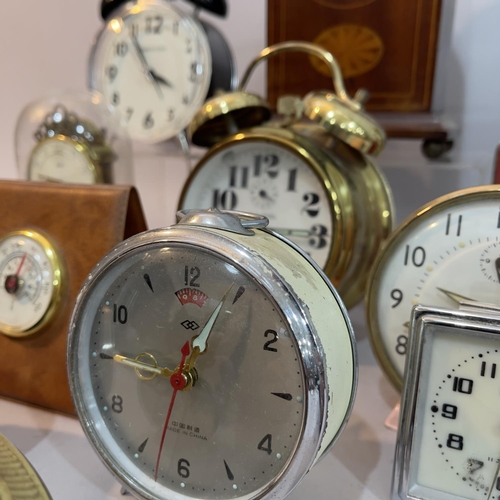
143,113,154,129
257,434,272,455
178,458,190,478
403,245,426,267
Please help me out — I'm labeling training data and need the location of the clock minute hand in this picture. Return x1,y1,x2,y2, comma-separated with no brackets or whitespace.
150,70,174,89
436,287,475,306
130,34,163,99
495,257,500,283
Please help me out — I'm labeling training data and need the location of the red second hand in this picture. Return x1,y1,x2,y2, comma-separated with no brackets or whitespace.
15,253,26,277
154,340,190,482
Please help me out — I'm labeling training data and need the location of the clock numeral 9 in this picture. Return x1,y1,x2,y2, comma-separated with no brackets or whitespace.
190,62,199,82
308,225,328,249
395,335,407,355
390,289,403,308
263,329,278,352
403,245,426,267
441,403,457,419
112,92,120,105
446,433,464,450
178,458,190,478
257,434,273,454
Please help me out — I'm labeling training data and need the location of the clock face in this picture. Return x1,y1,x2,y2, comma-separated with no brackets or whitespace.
71,242,306,500
406,324,500,500
180,140,334,269
89,0,211,142
28,137,97,184
0,230,61,336
366,188,500,389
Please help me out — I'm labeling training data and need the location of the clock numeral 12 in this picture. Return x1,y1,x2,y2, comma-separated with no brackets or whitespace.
184,266,201,287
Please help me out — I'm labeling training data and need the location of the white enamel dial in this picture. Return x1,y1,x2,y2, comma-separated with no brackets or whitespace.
408,325,500,500
89,0,211,142
28,137,97,184
180,140,334,268
366,187,500,389
0,230,62,336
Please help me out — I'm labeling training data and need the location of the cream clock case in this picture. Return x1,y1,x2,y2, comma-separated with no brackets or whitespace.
366,185,500,391
393,303,500,500
179,42,393,309
16,90,133,185
68,208,357,500
90,0,235,143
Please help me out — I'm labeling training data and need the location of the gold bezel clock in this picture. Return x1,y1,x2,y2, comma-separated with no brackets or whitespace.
179,41,393,309
366,185,500,391
68,208,357,500
393,302,500,500
90,0,234,143
0,228,64,338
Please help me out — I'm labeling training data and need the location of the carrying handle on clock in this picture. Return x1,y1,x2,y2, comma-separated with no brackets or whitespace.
239,41,368,111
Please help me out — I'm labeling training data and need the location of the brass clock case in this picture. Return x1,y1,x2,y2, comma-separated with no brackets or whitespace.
365,185,500,391
28,135,105,184
0,229,65,338
179,125,356,286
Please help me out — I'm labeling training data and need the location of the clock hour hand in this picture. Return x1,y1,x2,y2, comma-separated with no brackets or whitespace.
495,257,500,283
436,287,475,306
113,353,174,378
150,70,174,89
130,33,163,99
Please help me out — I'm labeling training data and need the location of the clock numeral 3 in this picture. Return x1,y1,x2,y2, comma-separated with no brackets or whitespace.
309,225,328,249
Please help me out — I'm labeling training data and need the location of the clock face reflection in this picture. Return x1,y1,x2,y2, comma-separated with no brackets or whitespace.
73,242,306,500
408,325,500,500
180,140,334,268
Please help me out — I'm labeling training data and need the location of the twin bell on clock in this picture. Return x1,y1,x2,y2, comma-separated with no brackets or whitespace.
179,41,394,308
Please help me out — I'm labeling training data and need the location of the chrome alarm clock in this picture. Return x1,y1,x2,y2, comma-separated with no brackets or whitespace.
68,208,357,500
393,302,500,500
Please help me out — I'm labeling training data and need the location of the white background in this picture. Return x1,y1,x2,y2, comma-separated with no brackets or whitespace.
0,0,499,227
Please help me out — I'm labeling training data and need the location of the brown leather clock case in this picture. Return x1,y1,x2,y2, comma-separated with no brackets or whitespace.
0,181,147,415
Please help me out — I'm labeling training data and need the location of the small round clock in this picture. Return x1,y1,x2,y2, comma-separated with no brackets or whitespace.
27,105,115,184
0,229,64,338
90,0,234,143
68,208,357,500
179,41,393,309
366,185,500,391
393,303,500,500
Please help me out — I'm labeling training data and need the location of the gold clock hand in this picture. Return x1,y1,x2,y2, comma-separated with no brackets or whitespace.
185,284,234,371
436,287,475,305
113,353,174,378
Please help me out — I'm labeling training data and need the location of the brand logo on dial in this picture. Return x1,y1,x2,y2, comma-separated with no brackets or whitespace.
169,421,208,441
181,320,200,330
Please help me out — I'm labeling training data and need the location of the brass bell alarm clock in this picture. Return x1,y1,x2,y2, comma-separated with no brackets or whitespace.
68,208,357,500
90,0,235,143
178,41,394,308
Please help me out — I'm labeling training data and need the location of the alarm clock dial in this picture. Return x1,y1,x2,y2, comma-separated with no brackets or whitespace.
366,187,500,390
180,140,335,269
408,325,500,500
28,136,99,184
89,0,211,142
72,242,306,499
0,230,63,337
